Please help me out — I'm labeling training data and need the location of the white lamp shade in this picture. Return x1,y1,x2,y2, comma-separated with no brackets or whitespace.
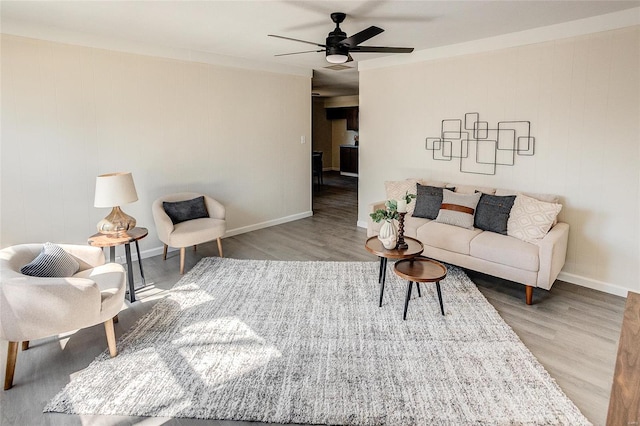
94,172,139,207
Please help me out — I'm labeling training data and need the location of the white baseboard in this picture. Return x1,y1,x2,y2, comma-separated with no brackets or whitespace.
224,211,313,237
113,211,314,263
341,172,358,177
557,272,631,298
357,220,368,229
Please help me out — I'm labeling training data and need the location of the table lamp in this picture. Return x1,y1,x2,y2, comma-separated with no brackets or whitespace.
94,172,138,235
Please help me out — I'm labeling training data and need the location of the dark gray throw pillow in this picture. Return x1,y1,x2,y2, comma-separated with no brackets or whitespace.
163,196,209,225
21,242,80,277
413,184,451,220
474,194,516,235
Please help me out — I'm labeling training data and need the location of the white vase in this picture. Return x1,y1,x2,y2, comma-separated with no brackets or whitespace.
378,220,397,249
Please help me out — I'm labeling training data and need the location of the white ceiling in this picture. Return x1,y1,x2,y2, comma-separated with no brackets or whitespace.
2,1,639,97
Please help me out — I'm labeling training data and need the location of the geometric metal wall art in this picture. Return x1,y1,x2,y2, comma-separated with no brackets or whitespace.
425,112,535,175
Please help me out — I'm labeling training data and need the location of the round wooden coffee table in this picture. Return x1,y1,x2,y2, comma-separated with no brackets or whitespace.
394,256,447,320
365,236,424,308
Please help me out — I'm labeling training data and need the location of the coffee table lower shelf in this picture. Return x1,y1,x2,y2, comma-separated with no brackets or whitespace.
394,257,448,320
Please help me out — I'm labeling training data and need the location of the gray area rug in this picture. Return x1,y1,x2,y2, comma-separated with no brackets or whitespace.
46,258,590,425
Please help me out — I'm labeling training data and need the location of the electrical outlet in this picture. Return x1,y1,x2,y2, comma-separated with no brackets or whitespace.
300,136,306,144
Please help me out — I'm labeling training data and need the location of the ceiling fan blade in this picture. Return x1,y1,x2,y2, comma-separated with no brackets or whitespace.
268,34,325,48
275,50,325,57
350,46,414,53
341,26,384,47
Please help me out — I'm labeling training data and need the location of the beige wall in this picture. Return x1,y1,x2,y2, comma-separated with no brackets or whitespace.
1,35,312,256
359,26,640,295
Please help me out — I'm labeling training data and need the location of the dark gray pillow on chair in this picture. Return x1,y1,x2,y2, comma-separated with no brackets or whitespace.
163,196,209,225
474,194,516,234
21,242,80,277
413,184,450,220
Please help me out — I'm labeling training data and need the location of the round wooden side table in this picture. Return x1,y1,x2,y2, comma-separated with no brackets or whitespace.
88,227,148,303
365,236,424,308
394,256,447,320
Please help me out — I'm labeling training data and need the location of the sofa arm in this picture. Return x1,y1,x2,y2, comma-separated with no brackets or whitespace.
152,200,175,244
0,276,102,342
536,222,569,290
368,200,387,214
60,244,105,271
367,201,387,237
204,196,226,220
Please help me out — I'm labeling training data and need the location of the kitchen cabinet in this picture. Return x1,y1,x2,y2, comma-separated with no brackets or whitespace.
346,108,359,131
340,145,358,175
326,107,359,131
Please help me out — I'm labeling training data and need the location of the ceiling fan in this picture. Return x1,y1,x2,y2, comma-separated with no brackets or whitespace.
269,12,414,64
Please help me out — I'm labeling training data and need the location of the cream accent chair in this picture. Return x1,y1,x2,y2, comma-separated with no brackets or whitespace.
152,192,226,274
0,244,126,390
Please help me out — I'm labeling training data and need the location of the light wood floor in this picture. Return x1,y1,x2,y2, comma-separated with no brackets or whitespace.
0,172,625,426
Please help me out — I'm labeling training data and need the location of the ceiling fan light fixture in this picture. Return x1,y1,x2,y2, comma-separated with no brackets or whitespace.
326,45,349,64
326,53,348,64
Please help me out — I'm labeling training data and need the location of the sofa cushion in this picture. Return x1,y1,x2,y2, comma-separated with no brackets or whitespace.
385,179,419,215
470,231,539,272
21,242,80,277
435,190,481,230
74,262,125,303
474,194,516,235
413,184,447,220
507,194,562,243
403,216,431,238
168,217,226,247
417,221,482,255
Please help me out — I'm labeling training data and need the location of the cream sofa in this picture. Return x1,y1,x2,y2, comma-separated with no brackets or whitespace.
368,182,569,305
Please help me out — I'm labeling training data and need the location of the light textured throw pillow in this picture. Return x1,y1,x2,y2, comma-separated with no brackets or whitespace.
21,242,80,277
435,189,481,229
163,196,209,225
385,179,419,215
507,194,562,243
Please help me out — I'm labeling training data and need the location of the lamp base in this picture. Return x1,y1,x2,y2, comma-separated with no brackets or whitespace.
97,206,136,236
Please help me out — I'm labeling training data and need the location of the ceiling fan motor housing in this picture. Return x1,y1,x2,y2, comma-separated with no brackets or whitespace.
326,43,349,58
326,26,348,62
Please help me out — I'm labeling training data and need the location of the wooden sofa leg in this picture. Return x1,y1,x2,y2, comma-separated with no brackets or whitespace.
217,238,224,258
525,285,534,305
104,318,117,358
193,245,197,252
4,341,18,390
180,247,186,274
162,244,168,260
21,341,29,351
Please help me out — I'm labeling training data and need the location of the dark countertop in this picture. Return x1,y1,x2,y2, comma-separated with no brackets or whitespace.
340,144,359,148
